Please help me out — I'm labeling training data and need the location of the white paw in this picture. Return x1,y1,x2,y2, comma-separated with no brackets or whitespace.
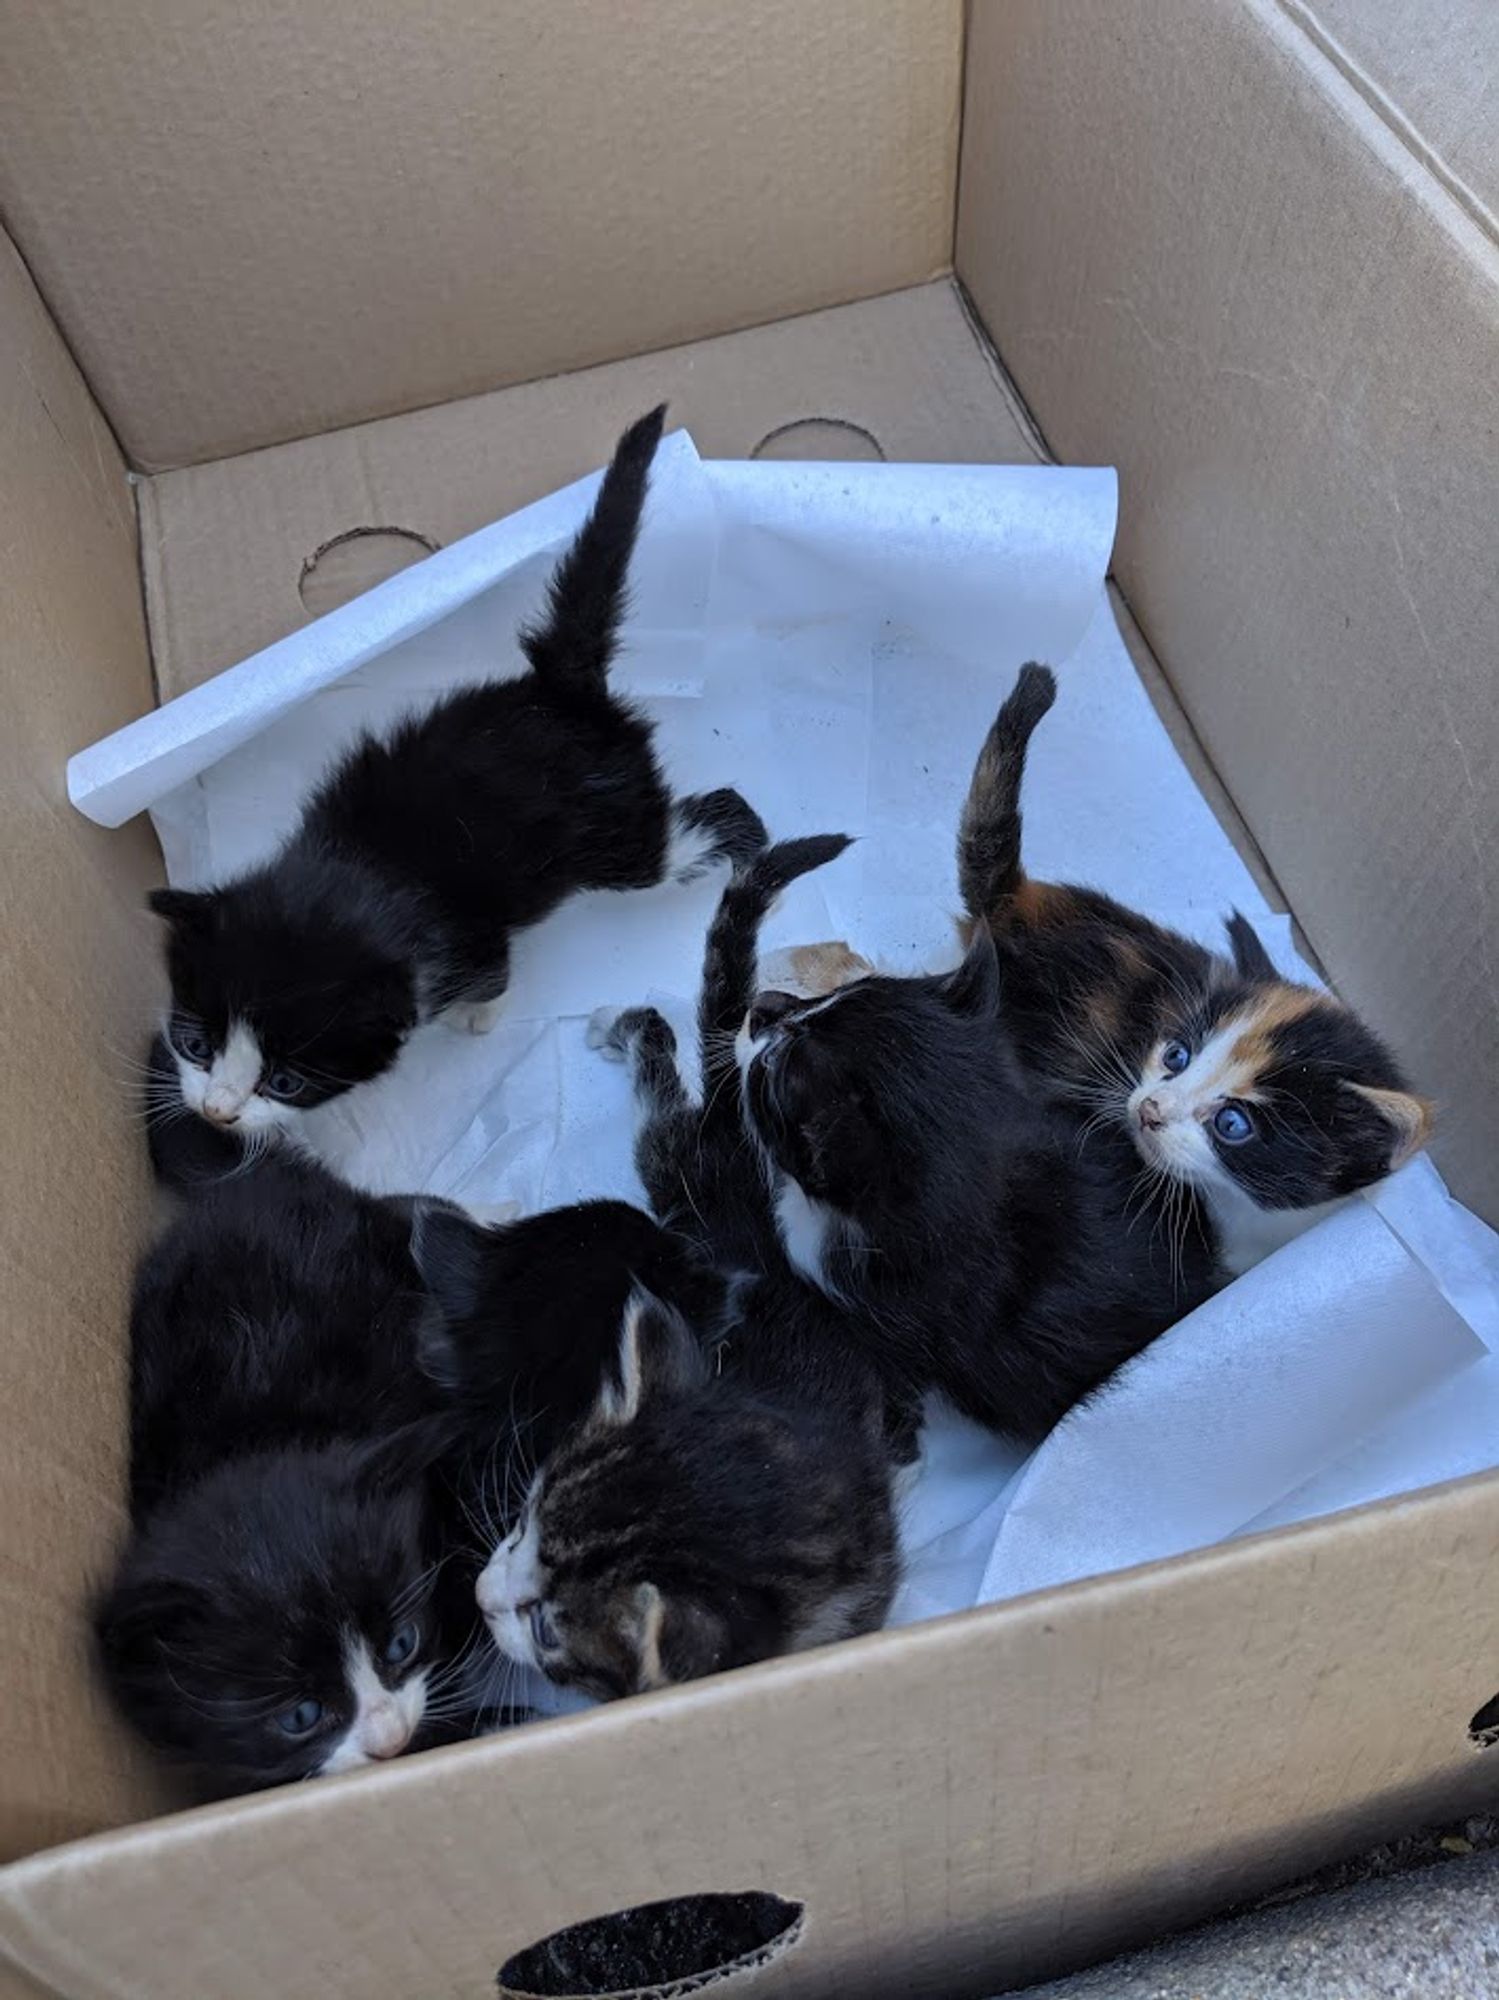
586,1005,628,1060
462,997,505,1036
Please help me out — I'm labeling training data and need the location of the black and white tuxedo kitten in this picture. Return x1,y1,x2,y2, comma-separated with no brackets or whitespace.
95,1057,485,1794
151,404,765,1139
679,840,1218,1443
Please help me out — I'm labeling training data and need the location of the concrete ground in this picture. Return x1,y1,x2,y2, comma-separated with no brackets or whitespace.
1015,1824,1499,1999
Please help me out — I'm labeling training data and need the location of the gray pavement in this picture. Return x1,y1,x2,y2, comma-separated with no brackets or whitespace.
1015,1845,1499,1998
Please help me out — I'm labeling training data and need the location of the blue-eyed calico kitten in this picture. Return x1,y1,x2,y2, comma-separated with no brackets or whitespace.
94,1043,486,1794
659,839,1217,1443
955,665,1433,1274
151,405,765,1139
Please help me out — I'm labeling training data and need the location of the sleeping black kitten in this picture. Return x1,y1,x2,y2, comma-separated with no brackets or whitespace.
150,404,765,1139
604,839,1217,1446
95,1047,487,1793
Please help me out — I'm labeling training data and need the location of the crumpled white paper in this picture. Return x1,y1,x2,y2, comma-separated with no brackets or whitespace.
71,430,1499,1649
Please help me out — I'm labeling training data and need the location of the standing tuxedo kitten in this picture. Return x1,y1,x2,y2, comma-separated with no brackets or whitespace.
958,665,1432,1273
95,1057,484,1794
151,405,765,1138
668,840,1217,1442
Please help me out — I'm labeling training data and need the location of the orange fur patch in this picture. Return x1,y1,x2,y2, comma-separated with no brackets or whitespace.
1348,1084,1435,1168
1007,878,1084,931
1227,986,1326,1077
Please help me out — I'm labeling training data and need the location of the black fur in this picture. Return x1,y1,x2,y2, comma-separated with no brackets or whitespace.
96,1088,486,1793
709,842,1219,1442
958,664,1430,1215
150,406,765,1125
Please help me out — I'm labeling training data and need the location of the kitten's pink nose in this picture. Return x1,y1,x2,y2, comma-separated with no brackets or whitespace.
747,990,800,1039
1137,1096,1165,1133
361,1704,410,1761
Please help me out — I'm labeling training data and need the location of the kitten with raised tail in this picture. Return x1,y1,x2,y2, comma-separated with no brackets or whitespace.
96,1042,488,1794
672,840,1218,1443
957,664,1433,1274
150,404,766,1139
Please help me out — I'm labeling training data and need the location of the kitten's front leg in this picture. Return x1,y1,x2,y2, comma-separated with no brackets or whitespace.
587,1006,696,1223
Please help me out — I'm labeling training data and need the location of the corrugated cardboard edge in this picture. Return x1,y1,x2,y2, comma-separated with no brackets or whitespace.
4,1471,1498,1999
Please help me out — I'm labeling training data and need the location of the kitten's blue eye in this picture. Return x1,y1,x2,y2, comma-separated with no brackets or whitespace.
173,1021,213,1068
529,1602,558,1652
1161,1040,1191,1075
383,1621,419,1668
277,1698,325,1737
1213,1102,1256,1144
260,1067,306,1103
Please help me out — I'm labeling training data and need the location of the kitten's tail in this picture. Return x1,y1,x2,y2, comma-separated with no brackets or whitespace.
956,662,1057,924
699,835,853,1047
519,404,667,691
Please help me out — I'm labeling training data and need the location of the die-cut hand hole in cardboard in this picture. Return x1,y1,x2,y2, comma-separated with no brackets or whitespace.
751,415,885,460
1467,1692,1499,1749
497,1891,804,1998
298,525,441,618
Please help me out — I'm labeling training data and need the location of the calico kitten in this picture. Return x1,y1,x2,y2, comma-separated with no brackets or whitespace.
678,841,1218,1442
96,1051,484,1793
151,404,765,1139
957,665,1432,1273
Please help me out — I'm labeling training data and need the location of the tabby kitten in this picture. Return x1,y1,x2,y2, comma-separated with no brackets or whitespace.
696,841,1217,1441
95,1048,485,1793
460,843,903,1703
957,664,1432,1273
151,404,765,1138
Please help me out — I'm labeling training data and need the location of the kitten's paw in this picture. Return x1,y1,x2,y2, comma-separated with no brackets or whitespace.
462,996,505,1036
586,1005,629,1060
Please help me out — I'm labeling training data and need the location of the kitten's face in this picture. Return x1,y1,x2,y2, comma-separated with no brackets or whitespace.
475,1294,869,1699
98,1448,440,1790
1125,984,1431,1210
151,885,416,1132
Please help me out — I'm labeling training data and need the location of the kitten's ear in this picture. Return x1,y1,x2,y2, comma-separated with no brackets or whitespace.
627,1583,726,1691
941,919,1001,1019
595,1290,706,1426
409,1202,490,1325
1346,1083,1434,1171
147,887,213,931
1225,910,1277,983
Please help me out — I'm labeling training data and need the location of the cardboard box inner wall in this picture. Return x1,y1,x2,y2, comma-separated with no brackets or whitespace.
2,3,1497,1996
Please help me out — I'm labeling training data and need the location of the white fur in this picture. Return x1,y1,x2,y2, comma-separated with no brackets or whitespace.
171,1018,294,1135
664,817,725,885
476,1509,544,1669
773,1179,842,1294
317,1637,427,1775
458,995,505,1036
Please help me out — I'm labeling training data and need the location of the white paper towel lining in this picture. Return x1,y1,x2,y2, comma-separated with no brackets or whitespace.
71,431,1499,1662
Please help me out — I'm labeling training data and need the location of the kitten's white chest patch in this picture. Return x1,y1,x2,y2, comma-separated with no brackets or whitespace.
775,1179,841,1295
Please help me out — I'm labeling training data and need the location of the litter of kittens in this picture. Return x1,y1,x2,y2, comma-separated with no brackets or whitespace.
71,422,1499,1706
6,8,1498,1998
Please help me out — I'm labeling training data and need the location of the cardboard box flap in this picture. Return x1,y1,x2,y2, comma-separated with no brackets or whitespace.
0,1,961,473
957,0,1499,1227
4,1477,1498,2000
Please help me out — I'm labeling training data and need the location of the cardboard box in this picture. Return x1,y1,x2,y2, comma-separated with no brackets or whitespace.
1,4,1495,1993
